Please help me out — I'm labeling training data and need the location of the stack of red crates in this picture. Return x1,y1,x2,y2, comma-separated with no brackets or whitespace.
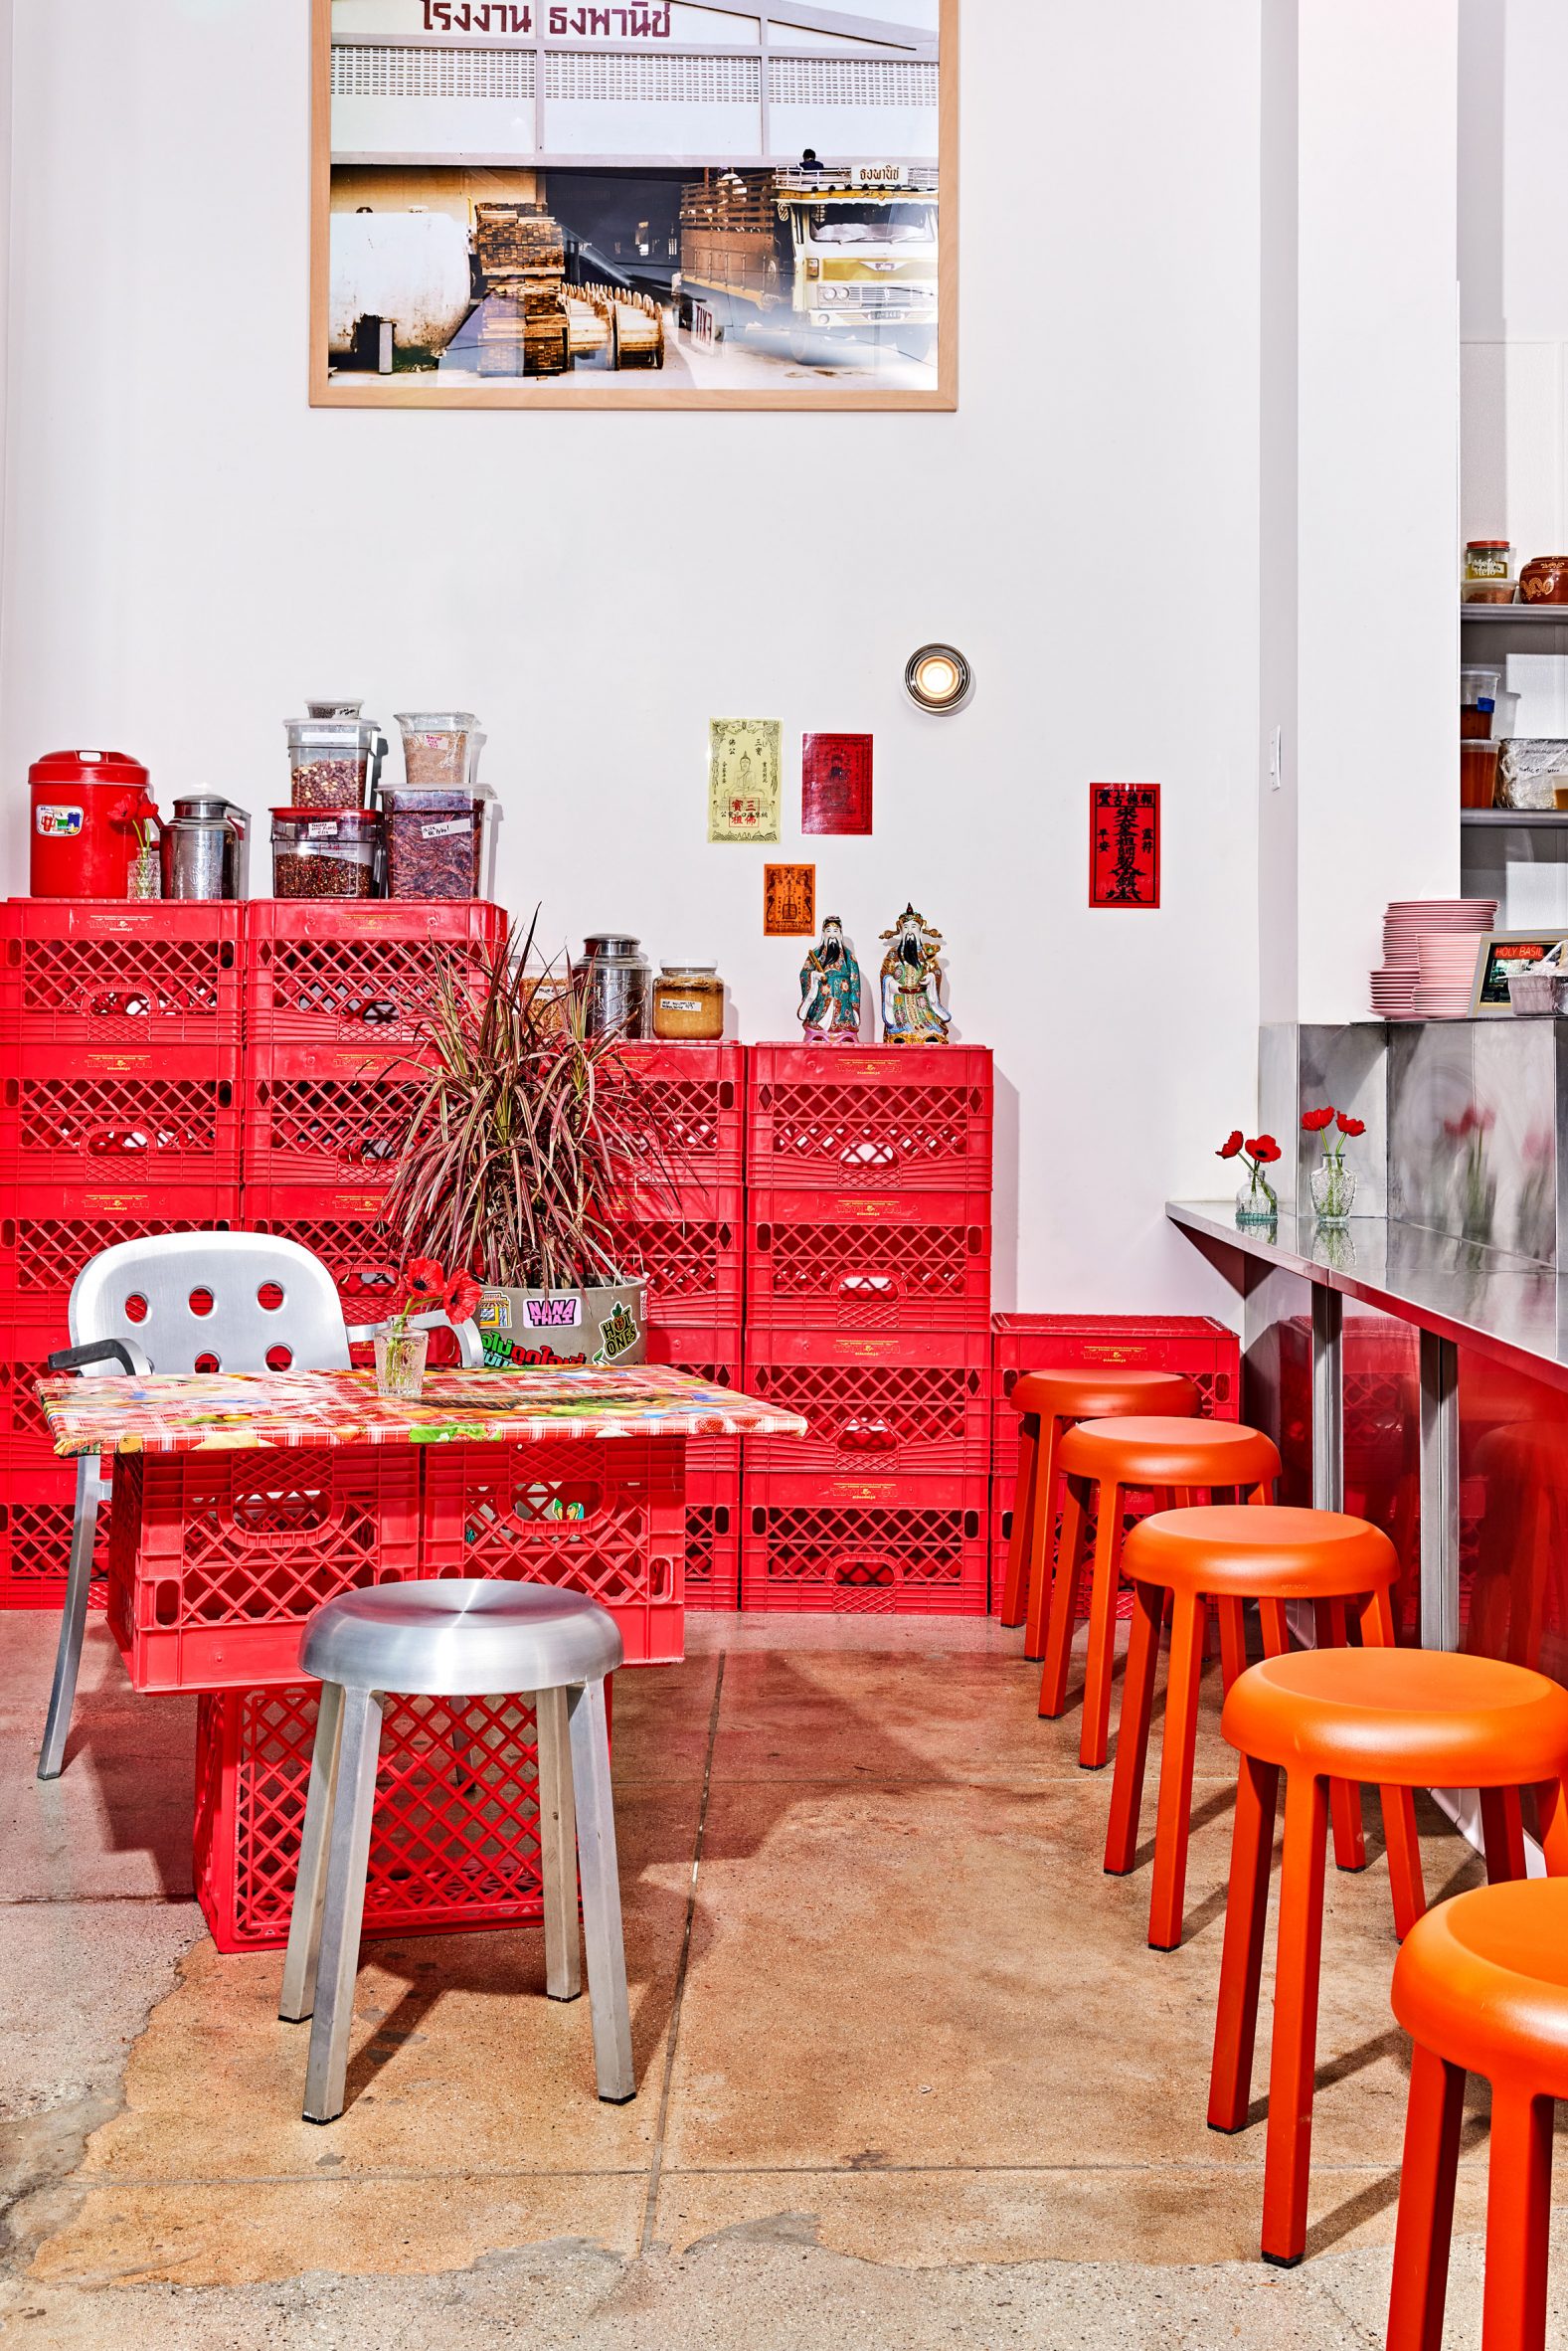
0,902,245,1604
740,1044,993,1613
990,1314,1242,1620
611,1041,745,1609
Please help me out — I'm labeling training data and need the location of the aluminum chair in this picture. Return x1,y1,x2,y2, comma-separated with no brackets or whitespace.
37,1229,482,1781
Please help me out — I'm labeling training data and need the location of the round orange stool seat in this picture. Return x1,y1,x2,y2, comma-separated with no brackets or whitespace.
1388,1882,1568,2348
1210,1647,1568,2272
1105,1508,1401,1951
998,1368,1199,1643
1038,1417,1281,1769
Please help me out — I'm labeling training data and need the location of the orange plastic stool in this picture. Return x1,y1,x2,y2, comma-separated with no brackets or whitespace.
998,1368,1201,1649
1388,1880,1568,2351
1105,1506,1404,1949
1039,1417,1281,1769
1209,1649,1568,2269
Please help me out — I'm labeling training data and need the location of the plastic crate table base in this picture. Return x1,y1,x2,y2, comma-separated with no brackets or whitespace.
741,1472,988,1615
746,1329,990,1477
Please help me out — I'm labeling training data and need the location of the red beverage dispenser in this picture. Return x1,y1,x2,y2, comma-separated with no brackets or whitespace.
29,749,154,898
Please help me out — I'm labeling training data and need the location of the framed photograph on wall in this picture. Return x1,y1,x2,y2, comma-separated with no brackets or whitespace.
1470,930,1568,1015
310,0,957,410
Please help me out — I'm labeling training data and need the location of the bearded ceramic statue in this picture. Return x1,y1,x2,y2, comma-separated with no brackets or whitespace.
879,904,951,1044
798,915,862,1043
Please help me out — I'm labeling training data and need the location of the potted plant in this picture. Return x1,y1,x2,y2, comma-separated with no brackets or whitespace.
384,921,669,1367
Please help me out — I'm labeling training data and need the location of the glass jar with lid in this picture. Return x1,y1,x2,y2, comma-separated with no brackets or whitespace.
653,963,726,1042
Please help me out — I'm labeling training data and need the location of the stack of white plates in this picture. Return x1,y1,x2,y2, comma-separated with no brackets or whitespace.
1372,899,1494,1020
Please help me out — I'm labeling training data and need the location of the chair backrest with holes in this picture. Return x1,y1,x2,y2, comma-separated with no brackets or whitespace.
69,1231,353,1374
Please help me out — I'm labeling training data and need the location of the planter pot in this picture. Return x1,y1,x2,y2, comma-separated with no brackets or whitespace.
476,1279,648,1368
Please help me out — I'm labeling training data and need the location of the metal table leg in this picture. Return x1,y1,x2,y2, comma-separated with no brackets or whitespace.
1310,1287,1344,1514
1419,1330,1460,1654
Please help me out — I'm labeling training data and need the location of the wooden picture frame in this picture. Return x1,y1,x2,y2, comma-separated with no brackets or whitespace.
310,0,957,411
1469,930,1568,1016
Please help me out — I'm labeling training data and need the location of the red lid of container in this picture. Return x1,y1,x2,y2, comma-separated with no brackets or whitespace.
29,749,149,789
1467,539,1511,550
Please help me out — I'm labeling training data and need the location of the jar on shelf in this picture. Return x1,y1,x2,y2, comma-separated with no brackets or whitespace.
1465,540,1514,581
652,964,726,1042
271,808,383,899
374,782,495,900
284,715,386,810
574,935,651,1039
1461,738,1501,813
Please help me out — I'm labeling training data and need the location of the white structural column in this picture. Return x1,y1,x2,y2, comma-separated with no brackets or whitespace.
1260,0,1462,1026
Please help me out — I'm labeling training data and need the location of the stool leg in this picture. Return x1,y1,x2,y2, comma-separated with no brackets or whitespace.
567,1677,634,2103
1079,1481,1127,1770
1038,1473,1089,1718
1105,1577,1162,1877
37,1456,105,1781
1217,1596,1247,1695
1534,1774,1568,1875
1261,1768,1329,2266
999,1413,1039,1629
278,1680,346,2023
1480,1786,1528,1886
1359,1584,1427,1935
1481,2083,1554,2351
1208,1751,1281,2133
1148,1589,1206,1950
1258,1595,1291,1658
301,1686,384,2126
1023,1417,1068,1661
1314,1598,1367,1876
536,1687,581,2002
1386,2044,1465,2351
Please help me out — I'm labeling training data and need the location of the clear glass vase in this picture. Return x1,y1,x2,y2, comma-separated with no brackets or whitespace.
1235,1169,1278,1226
126,845,161,901
374,1326,429,1401
1309,1155,1356,1226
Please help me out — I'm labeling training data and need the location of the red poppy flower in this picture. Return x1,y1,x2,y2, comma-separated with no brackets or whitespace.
1216,1130,1245,1160
1246,1135,1282,1165
1301,1105,1336,1133
403,1256,446,1300
443,1271,483,1327
1336,1113,1366,1138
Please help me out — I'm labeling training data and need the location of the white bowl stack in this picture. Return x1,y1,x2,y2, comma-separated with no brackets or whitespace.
1372,899,1496,1020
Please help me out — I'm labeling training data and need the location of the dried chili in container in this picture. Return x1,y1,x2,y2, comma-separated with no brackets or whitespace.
376,782,495,900
271,808,383,899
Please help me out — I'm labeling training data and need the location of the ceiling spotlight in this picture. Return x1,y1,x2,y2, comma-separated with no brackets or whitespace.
905,643,973,714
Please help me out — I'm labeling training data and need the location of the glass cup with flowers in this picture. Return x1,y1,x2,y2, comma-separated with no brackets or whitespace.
1218,1129,1282,1225
1302,1105,1364,1226
375,1257,484,1401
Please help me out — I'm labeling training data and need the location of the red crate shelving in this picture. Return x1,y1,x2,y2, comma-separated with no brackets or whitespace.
0,1470,109,1610
683,1467,741,1612
741,1470,989,1615
105,1444,423,1692
0,1186,240,1304
194,1681,545,1953
643,1322,743,1476
609,1042,745,1190
748,1043,992,1190
746,1186,990,1335
421,1437,685,1664
744,1328,990,1478
244,898,508,1055
239,1185,403,1310
241,1052,427,1190
0,1049,243,1189
610,1182,744,1330
0,900,242,1053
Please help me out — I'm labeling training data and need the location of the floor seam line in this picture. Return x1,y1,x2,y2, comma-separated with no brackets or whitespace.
638,1646,725,2257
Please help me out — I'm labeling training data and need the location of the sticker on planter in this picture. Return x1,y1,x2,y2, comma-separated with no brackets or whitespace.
525,1294,585,1330
597,1302,641,1361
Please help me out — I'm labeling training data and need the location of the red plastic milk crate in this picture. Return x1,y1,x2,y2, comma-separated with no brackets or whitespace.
420,1437,686,1663
0,1186,240,1303
0,1043,243,1189
0,1471,110,1610
241,1045,429,1191
741,1470,989,1615
642,1326,744,1611
610,1042,746,1192
244,899,509,1057
105,1444,423,1691
989,1314,1242,1610
240,1185,402,1312
748,1043,992,1190
610,1182,745,1330
746,1186,991,1336
744,1328,991,1478
194,1681,546,1953
0,900,243,1054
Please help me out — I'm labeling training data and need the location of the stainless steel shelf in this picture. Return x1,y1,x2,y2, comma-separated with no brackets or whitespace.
1462,604,1568,626
1462,808,1568,827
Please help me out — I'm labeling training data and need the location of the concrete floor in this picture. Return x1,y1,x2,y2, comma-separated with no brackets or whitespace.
0,1609,1559,2349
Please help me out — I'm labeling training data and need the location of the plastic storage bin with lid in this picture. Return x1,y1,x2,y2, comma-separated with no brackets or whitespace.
284,710,387,810
271,809,382,899
395,711,485,788
376,782,496,900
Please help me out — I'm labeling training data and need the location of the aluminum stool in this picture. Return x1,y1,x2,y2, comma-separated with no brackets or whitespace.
278,1580,632,2122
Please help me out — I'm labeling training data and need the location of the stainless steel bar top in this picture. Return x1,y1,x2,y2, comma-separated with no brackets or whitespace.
1167,1199,1568,1397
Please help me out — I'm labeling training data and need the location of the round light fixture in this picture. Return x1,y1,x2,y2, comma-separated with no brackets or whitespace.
905,643,973,714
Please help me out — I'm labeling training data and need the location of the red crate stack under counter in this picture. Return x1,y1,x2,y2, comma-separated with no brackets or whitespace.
742,1044,993,1614
0,902,245,1603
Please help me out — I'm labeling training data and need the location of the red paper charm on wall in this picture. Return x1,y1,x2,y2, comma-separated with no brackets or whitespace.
1090,783,1160,909
801,734,873,836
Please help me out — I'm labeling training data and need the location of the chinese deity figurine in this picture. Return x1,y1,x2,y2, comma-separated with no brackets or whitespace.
879,904,951,1044
798,915,862,1043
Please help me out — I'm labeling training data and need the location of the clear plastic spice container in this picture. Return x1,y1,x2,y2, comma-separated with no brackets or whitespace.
653,963,726,1041
377,782,494,900
271,808,382,899
284,716,386,810
395,710,485,788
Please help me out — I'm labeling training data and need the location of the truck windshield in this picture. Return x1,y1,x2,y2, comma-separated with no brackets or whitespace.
805,203,936,246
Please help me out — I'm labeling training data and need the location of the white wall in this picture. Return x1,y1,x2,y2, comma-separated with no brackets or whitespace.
0,0,1264,1316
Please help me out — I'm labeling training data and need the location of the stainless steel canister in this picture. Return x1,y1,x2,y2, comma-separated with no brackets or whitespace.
159,796,252,900
574,933,652,1039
